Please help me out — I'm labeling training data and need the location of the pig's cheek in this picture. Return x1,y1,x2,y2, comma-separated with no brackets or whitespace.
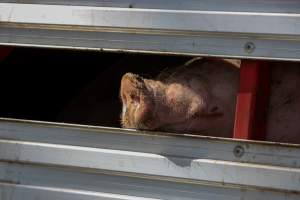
124,105,135,128
132,104,143,127
134,102,145,123
133,101,154,129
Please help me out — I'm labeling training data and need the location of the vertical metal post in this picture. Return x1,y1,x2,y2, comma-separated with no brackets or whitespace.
233,60,270,140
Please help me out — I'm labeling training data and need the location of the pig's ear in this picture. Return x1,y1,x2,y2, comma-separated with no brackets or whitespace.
120,73,154,128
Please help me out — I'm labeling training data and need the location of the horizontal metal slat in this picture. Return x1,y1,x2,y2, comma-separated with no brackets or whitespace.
0,118,299,199
0,118,299,169
2,0,300,13
0,163,299,200
1,2,300,60
1,3,300,35
0,118,299,192
0,139,300,192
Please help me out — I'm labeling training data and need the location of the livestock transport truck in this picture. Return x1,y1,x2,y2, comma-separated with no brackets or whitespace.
0,0,300,199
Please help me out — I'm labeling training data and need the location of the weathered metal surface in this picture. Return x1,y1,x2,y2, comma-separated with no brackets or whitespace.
0,163,299,200
3,0,300,12
0,118,299,199
0,1,300,60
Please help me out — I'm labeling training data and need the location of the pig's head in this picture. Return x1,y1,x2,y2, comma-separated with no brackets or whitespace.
120,73,158,130
120,72,227,135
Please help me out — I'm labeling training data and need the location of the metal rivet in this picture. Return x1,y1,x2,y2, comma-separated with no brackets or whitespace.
233,145,245,158
244,42,255,53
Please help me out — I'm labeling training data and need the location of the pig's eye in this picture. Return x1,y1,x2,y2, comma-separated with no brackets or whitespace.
210,106,219,113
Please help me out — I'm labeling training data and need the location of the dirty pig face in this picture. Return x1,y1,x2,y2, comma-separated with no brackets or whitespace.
120,71,226,134
120,73,158,130
120,58,238,137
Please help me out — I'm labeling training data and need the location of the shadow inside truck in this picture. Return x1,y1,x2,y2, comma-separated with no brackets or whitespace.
0,47,192,128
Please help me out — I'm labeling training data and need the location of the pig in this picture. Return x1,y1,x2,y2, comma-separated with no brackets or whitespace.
120,57,300,144
120,58,239,138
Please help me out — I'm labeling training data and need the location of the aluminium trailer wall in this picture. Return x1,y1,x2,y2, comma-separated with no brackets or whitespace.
0,118,299,199
0,0,300,61
1,1,300,199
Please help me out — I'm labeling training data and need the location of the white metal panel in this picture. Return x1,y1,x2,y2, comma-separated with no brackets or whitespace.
2,0,300,12
1,3,300,35
0,118,299,169
0,118,299,200
0,139,299,192
0,1,300,60
0,163,299,200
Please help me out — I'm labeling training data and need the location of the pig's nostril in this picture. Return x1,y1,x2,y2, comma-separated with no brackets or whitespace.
130,94,140,104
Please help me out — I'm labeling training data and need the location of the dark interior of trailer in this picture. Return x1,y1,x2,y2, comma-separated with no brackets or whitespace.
0,47,192,127
2,47,300,145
